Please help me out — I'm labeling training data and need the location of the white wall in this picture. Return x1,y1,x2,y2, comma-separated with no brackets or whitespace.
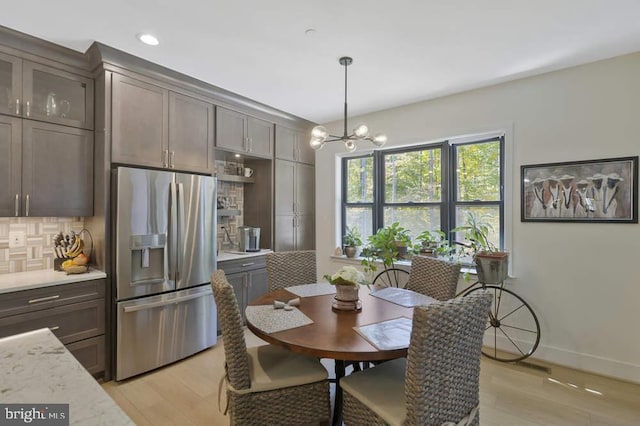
314,52,640,383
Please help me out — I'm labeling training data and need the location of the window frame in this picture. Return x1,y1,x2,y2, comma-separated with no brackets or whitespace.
376,142,449,238
341,135,505,250
450,136,505,249
341,154,377,238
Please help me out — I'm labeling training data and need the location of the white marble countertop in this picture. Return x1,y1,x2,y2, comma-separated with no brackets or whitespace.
0,269,107,295
217,248,272,262
0,328,133,425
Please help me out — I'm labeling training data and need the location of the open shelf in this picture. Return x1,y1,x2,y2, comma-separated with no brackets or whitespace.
217,173,255,184
217,209,241,217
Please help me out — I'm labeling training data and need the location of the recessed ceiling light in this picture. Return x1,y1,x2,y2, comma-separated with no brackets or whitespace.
137,33,159,46
234,154,241,158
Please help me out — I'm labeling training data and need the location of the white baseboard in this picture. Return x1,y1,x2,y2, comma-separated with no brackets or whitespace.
485,335,640,384
531,343,640,385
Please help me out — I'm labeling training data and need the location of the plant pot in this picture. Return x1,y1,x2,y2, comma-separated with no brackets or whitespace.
332,284,362,311
344,245,358,258
394,243,409,260
419,246,436,257
475,251,509,284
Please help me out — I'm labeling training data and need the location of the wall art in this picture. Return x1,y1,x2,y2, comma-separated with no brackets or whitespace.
521,156,638,223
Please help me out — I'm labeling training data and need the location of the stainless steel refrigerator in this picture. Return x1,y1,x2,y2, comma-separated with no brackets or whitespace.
113,166,217,380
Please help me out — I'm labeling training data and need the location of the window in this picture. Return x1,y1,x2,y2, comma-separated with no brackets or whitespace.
342,136,504,252
343,156,375,242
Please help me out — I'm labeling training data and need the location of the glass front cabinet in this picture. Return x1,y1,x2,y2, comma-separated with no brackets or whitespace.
0,52,93,130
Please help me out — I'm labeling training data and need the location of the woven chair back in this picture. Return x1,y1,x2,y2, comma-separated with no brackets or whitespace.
266,250,317,291
405,290,492,425
406,255,461,300
210,270,251,390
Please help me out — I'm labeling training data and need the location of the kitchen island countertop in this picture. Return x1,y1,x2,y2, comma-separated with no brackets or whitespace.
0,269,107,295
0,328,133,425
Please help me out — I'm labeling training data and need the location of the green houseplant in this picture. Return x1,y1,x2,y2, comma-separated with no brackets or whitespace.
360,222,413,280
452,211,508,284
415,229,455,259
342,226,363,258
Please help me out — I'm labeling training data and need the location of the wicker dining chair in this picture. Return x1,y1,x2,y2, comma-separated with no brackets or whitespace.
266,250,317,291
340,290,492,426
210,270,330,425
406,255,461,301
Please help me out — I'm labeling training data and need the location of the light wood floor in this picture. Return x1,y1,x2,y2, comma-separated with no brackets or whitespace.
103,330,640,425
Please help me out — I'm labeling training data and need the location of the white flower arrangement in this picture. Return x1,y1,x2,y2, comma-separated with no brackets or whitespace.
324,265,368,287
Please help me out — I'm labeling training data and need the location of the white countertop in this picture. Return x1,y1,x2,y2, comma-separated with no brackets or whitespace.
217,249,272,262
0,269,107,294
0,328,133,425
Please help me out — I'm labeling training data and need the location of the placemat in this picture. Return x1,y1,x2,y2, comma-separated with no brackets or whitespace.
370,287,437,308
245,305,314,334
354,316,412,351
286,283,337,297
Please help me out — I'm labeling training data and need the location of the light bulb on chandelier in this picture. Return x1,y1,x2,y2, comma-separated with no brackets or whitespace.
310,57,386,152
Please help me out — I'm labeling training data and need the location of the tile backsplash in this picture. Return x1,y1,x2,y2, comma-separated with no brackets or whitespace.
216,160,244,250
0,217,85,274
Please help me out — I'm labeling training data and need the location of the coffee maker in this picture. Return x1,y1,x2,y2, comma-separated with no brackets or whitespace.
238,226,261,252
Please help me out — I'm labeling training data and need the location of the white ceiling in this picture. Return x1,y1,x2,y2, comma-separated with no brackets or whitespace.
3,1,640,123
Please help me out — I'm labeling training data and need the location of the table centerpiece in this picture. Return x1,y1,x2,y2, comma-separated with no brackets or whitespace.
324,265,369,311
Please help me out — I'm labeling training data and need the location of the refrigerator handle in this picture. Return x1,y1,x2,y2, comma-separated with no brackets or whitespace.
169,181,178,284
176,182,186,285
123,288,213,313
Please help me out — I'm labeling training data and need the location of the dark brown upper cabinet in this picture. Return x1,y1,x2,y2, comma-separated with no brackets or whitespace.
168,92,215,173
111,74,168,168
216,107,273,159
0,116,93,217
111,73,215,174
274,159,315,251
275,125,315,165
0,51,94,130
0,115,21,217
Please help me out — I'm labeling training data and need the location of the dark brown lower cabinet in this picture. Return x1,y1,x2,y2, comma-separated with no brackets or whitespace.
217,256,268,327
0,278,106,377
66,335,105,376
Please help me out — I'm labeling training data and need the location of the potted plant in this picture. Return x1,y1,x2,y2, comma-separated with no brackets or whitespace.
343,226,363,258
360,222,413,280
452,211,508,284
415,229,451,257
324,265,369,311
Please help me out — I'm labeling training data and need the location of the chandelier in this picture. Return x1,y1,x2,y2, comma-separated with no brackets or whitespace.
309,56,387,152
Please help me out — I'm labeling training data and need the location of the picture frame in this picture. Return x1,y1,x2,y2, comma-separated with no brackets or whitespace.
521,156,638,223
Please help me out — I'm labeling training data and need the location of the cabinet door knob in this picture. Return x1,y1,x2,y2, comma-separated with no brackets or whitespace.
170,151,175,168
25,194,30,217
163,150,168,168
14,194,19,217
15,99,20,115
25,101,31,117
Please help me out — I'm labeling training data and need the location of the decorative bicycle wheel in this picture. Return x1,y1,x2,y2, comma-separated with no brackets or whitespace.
372,268,410,288
465,285,540,362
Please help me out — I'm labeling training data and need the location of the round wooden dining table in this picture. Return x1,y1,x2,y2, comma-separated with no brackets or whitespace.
246,286,415,426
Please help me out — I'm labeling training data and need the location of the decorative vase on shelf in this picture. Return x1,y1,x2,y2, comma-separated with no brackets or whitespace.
333,284,361,311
